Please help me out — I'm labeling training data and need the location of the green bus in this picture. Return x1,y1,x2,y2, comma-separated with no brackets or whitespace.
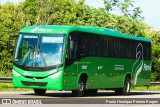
12,25,151,96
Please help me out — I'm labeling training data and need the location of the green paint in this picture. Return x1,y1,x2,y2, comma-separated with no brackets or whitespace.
12,25,151,91
20,25,151,42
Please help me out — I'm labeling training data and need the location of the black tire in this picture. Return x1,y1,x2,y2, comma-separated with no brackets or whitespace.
34,89,46,96
115,77,131,95
72,78,86,97
86,89,98,96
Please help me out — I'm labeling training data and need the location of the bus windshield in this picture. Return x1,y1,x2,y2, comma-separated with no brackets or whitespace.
14,33,65,68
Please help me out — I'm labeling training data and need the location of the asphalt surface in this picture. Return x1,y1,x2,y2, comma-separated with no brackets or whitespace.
0,91,160,107
0,91,160,98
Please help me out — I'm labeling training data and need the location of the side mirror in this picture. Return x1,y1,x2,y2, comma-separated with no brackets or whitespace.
69,36,74,50
7,35,18,50
70,40,74,50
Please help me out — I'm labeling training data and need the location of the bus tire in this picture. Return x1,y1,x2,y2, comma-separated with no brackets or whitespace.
72,78,86,97
34,89,46,95
86,89,98,96
115,77,131,95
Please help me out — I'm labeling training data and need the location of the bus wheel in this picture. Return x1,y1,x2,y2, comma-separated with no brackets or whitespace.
72,78,86,97
86,89,98,96
115,77,131,95
34,89,46,95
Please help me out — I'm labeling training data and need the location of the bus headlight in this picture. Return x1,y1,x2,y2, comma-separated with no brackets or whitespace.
12,69,21,76
48,71,62,79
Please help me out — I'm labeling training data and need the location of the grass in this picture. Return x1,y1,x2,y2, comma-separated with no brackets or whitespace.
131,86,160,91
0,83,160,92
0,83,31,91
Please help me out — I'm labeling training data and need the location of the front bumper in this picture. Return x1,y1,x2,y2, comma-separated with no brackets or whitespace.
12,70,63,90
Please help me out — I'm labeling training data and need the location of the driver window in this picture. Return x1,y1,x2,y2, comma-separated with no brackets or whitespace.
68,36,78,59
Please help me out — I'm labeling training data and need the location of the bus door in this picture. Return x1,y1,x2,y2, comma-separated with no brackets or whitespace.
64,36,79,89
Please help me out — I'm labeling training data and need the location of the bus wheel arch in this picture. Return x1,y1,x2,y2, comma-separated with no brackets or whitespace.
124,74,131,94
72,73,88,97
125,73,131,81
115,73,131,95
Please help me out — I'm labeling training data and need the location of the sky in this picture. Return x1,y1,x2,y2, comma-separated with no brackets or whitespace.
0,0,160,29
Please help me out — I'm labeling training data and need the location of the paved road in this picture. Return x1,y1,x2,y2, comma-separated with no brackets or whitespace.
0,91,160,98
0,91,160,107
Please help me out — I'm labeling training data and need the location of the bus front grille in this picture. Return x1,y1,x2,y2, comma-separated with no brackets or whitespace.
21,81,47,87
24,76,45,79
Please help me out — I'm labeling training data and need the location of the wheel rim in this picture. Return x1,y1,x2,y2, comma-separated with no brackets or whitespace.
78,82,84,91
126,82,130,92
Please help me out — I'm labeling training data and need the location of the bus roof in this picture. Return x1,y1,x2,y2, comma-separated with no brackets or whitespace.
20,25,151,42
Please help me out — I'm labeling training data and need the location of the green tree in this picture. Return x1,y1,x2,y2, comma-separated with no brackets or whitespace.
0,2,23,76
103,0,144,21
150,31,160,81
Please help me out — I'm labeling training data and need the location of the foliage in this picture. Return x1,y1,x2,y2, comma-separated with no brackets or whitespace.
0,0,159,82
150,31,160,81
150,72,158,82
103,0,144,21
0,3,23,76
